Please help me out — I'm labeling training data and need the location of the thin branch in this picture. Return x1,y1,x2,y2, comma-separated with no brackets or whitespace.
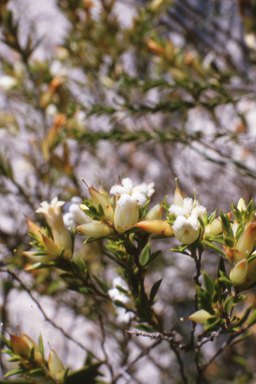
0,268,99,360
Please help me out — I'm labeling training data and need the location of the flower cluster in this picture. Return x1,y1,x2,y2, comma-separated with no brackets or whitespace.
77,178,156,237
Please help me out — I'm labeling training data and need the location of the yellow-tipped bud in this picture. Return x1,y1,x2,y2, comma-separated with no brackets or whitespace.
230,259,248,285
204,217,222,236
48,350,65,383
145,203,163,221
136,220,174,236
77,221,114,237
188,309,213,324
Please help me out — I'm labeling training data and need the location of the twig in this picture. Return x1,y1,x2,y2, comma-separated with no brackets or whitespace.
0,268,99,360
113,338,161,382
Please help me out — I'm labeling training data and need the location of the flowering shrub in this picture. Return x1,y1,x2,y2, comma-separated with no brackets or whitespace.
2,178,256,383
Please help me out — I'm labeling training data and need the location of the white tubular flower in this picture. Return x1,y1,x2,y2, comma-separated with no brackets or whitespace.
169,191,206,245
63,197,91,227
114,195,139,234
111,178,155,233
36,197,72,255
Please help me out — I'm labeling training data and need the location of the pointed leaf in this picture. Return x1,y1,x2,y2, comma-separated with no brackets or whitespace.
140,243,151,266
247,308,256,328
149,278,162,304
203,271,215,298
223,296,233,314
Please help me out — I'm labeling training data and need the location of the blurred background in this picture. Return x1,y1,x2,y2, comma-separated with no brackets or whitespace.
1,0,256,383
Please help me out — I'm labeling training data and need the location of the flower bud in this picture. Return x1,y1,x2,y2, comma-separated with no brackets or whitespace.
89,187,114,222
26,219,43,242
40,232,61,259
188,309,213,324
10,333,31,357
77,221,114,237
114,195,139,234
173,188,185,207
237,198,246,211
145,203,163,221
230,259,248,285
136,220,174,236
234,221,256,261
204,218,222,236
48,350,65,383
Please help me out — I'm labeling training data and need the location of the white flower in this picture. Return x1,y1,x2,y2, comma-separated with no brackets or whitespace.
110,178,155,233
169,191,206,245
63,197,91,227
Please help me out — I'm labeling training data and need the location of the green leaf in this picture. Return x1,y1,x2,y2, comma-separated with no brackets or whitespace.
145,250,161,266
232,304,252,328
223,296,233,314
134,324,155,332
4,368,24,378
113,300,127,308
219,275,233,286
140,243,151,266
202,240,226,257
204,317,221,331
25,262,51,271
203,271,215,298
149,278,162,304
208,210,216,224
247,252,256,264
196,286,213,314
247,308,256,328
205,234,225,245
247,198,254,216
231,332,251,346
67,362,103,384
38,333,44,361
92,275,110,294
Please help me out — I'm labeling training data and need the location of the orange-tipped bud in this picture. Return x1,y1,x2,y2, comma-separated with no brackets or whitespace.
188,309,213,324
136,220,174,236
10,333,30,357
147,39,165,55
77,221,114,237
230,259,248,285
26,219,43,242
